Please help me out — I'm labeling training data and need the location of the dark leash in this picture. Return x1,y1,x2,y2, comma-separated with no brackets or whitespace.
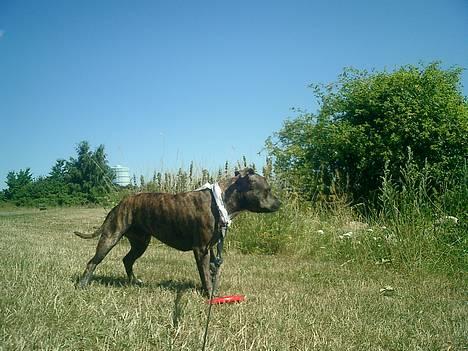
201,226,227,351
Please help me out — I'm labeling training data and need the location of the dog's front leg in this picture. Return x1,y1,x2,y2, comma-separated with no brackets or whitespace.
193,248,212,296
209,247,222,294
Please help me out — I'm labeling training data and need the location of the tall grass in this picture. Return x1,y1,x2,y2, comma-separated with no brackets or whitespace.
104,160,254,207
136,159,258,194
228,153,466,274
376,152,467,272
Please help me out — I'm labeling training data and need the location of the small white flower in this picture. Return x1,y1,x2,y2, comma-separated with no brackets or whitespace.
339,232,353,240
376,258,391,265
380,285,395,296
434,215,459,228
441,216,459,224
316,229,324,235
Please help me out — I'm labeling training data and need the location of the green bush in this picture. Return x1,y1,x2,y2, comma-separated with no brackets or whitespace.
268,62,468,203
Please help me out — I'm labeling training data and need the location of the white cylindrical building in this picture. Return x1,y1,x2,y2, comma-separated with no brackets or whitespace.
112,165,131,186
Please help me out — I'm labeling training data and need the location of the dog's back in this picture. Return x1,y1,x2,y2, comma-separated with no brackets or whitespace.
111,191,216,251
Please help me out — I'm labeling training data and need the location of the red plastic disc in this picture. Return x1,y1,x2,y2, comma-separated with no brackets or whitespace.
207,294,245,305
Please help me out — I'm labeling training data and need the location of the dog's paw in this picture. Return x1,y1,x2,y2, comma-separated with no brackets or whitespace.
129,278,144,286
75,280,90,289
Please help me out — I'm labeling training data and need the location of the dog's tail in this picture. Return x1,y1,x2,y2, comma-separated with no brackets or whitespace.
74,204,120,239
74,228,102,239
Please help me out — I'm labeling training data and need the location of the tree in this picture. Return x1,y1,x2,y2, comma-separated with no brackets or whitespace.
4,168,33,201
268,62,468,201
65,141,115,202
49,159,67,181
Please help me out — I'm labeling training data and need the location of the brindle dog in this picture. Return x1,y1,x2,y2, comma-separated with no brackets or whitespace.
74,168,280,294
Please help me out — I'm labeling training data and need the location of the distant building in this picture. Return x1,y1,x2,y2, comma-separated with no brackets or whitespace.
111,165,131,186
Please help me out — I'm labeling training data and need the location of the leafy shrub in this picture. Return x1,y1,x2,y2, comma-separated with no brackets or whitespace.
268,62,468,203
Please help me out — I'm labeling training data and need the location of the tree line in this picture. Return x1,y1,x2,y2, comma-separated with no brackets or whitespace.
1,141,115,206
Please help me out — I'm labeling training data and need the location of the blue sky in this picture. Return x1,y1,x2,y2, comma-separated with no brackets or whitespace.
1,0,467,188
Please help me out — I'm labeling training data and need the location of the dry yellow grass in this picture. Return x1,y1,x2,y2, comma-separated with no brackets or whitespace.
0,207,466,350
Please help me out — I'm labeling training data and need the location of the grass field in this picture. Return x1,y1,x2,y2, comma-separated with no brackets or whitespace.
0,207,466,350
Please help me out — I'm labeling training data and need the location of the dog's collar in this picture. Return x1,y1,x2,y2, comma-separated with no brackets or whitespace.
196,182,231,229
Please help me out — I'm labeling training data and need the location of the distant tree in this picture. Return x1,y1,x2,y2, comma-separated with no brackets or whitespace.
49,159,67,181
65,141,115,202
4,168,33,201
268,62,468,201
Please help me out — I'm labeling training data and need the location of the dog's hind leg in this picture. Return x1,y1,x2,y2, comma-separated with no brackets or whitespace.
77,228,127,288
193,248,212,296
123,231,151,285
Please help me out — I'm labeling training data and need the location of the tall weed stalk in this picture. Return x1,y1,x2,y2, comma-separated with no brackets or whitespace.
378,149,466,271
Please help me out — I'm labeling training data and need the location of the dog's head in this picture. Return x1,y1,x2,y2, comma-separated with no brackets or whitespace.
229,168,281,213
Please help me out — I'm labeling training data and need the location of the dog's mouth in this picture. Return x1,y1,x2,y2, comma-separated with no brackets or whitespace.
258,199,281,213
269,200,281,212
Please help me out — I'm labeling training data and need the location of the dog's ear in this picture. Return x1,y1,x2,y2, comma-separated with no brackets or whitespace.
245,168,255,176
235,172,252,192
234,168,255,177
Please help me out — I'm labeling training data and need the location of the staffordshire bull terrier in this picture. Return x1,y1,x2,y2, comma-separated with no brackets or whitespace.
74,168,280,295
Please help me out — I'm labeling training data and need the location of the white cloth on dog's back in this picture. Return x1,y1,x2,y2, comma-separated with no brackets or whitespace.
196,183,231,228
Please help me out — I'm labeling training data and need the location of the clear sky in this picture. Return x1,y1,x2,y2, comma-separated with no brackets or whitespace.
1,0,467,188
